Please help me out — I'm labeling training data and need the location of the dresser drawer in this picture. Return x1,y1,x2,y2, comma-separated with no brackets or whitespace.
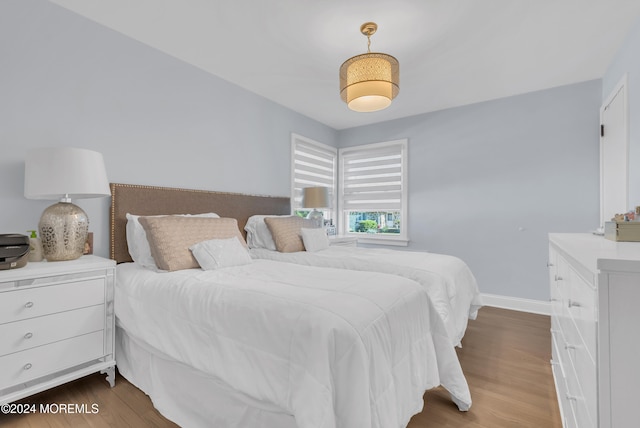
565,356,596,428
551,329,565,369
565,265,596,362
0,331,104,388
0,305,105,357
556,316,597,428
564,323,597,425
0,278,104,324
552,357,578,428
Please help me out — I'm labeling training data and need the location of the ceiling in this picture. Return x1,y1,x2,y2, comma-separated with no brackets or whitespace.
50,0,640,130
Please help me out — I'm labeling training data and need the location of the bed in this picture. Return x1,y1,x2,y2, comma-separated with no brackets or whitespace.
109,183,471,428
246,215,482,347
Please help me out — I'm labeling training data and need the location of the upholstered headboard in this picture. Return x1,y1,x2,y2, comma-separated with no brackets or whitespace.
110,183,290,263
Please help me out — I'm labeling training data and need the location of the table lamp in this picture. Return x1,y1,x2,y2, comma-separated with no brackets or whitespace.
24,147,110,261
302,186,329,228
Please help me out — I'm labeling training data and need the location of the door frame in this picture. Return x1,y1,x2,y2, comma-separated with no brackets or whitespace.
600,73,629,228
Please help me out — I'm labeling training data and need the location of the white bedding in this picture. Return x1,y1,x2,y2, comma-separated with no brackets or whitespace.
250,247,482,347
115,260,471,428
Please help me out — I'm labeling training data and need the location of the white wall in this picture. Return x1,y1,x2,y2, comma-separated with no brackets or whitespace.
337,81,602,301
0,0,336,258
602,15,640,208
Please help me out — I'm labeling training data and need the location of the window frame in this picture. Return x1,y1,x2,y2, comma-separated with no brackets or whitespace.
338,139,409,246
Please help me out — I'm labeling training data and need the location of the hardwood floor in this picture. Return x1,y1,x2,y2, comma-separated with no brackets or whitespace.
1,307,561,428
409,307,561,428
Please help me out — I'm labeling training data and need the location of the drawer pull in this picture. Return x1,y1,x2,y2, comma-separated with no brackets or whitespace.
565,343,576,350
23,363,32,370
24,332,33,339
566,393,578,401
555,275,563,281
547,262,554,267
24,301,34,308
568,299,581,308
550,359,560,366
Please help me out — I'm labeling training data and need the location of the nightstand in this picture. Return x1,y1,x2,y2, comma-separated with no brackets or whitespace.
0,255,116,405
329,235,358,247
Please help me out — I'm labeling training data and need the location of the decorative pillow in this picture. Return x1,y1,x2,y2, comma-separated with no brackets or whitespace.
244,215,290,250
190,237,252,270
126,212,219,270
138,216,246,271
300,228,329,252
264,216,315,253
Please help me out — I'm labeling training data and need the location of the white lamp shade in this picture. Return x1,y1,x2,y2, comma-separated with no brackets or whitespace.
302,187,329,209
24,147,111,200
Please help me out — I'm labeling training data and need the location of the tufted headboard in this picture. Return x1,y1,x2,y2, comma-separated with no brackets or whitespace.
109,183,290,263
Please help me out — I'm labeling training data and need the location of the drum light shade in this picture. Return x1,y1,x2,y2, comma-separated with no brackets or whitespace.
340,53,399,112
339,22,399,112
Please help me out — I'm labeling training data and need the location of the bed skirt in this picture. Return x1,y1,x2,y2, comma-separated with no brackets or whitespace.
115,326,298,428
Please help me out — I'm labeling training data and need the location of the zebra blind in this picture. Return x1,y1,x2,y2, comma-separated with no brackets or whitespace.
291,134,337,215
339,140,407,212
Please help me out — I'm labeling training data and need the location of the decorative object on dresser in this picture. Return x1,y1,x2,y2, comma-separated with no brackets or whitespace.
26,230,43,262
548,233,640,428
24,147,110,261
0,255,116,405
302,186,329,228
603,220,640,242
0,234,30,270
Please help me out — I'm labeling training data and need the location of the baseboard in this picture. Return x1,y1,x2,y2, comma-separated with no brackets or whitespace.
481,293,551,316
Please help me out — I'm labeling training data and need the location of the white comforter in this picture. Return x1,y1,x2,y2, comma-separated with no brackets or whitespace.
116,260,471,428
250,247,483,347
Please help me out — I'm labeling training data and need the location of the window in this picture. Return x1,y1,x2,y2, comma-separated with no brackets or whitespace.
290,134,337,224
339,139,408,245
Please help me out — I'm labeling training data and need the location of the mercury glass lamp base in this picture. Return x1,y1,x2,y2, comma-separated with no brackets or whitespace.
306,209,324,229
39,201,88,261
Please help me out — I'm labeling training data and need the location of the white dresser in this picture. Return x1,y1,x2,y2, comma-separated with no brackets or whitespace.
0,256,116,404
548,233,640,428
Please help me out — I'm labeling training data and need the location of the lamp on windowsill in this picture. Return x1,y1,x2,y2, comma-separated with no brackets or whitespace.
302,187,329,229
24,147,110,261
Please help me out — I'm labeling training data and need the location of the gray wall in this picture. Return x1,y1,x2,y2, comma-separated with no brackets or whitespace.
337,80,602,301
1,0,607,303
603,15,640,208
0,0,336,258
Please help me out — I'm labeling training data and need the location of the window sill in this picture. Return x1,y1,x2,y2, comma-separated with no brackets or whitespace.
346,235,409,247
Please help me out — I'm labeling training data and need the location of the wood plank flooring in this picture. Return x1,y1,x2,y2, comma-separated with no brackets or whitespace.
0,307,561,428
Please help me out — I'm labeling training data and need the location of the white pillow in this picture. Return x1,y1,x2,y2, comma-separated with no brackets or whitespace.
126,212,219,270
190,237,252,270
244,215,290,250
300,227,329,252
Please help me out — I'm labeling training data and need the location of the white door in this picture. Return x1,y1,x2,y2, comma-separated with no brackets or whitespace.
600,76,629,228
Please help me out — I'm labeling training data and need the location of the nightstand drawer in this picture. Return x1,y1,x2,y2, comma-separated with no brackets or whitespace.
0,331,104,387
0,305,105,357
0,278,104,324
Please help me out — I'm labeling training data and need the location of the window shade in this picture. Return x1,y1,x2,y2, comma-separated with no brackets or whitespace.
340,141,406,211
291,134,337,211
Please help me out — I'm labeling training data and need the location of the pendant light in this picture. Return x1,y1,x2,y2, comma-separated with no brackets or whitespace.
339,22,399,112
